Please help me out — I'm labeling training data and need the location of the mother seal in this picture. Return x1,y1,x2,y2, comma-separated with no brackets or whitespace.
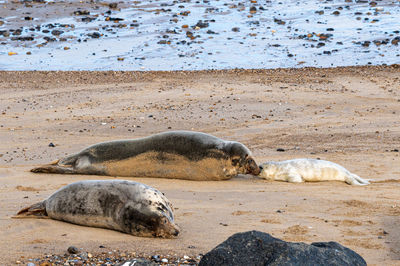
31,131,260,180
16,180,180,238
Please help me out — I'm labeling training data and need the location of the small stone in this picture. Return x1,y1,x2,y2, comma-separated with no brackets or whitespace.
161,258,168,263
48,142,55,147
276,148,285,152
51,30,64,36
151,255,161,263
67,246,79,254
232,27,240,32
27,263,35,266
87,32,101,38
109,2,118,8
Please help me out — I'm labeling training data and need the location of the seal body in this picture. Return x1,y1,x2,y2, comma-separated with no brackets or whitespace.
16,180,179,238
259,159,369,185
31,131,260,180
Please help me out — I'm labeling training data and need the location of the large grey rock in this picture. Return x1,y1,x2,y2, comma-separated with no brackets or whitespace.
199,230,366,266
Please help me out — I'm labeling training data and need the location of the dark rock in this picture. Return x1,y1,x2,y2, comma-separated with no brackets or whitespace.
276,148,285,152
88,32,101,38
82,17,95,22
11,36,34,41
273,18,286,25
43,36,56,42
199,231,367,266
73,10,90,16
195,20,209,28
67,246,79,254
109,2,118,9
51,30,64,36
0,30,9,37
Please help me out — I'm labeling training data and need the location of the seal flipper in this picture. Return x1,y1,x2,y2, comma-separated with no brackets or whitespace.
31,154,79,174
14,201,48,218
30,164,76,174
345,173,370,186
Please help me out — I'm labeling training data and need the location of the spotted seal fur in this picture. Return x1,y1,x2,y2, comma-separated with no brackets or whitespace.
15,180,180,238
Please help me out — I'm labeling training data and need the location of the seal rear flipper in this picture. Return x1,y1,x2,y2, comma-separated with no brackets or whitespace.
14,201,48,218
30,164,76,174
346,173,370,186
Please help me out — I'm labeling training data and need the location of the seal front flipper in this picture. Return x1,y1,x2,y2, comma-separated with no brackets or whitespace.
14,201,48,218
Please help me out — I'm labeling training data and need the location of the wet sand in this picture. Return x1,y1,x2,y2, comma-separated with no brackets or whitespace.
0,66,400,265
1,0,400,70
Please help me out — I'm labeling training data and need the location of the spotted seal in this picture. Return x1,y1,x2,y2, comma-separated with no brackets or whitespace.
259,158,370,185
15,180,180,238
31,131,260,180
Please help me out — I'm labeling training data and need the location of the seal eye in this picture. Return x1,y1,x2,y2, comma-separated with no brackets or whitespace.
232,159,239,166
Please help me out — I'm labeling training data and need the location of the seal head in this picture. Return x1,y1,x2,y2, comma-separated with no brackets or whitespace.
227,141,260,176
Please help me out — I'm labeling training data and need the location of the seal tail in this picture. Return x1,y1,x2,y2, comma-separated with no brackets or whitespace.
346,173,370,186
13,201,48,218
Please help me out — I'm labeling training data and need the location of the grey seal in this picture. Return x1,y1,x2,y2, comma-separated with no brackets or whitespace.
31,131,260,180
259,158,370,185
16,180,180,238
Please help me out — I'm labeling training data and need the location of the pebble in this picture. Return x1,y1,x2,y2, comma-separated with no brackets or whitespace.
67,246,79,254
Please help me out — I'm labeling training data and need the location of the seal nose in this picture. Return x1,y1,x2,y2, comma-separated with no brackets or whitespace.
252,166,261,175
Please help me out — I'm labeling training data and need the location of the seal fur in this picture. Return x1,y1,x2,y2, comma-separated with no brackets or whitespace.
259,158,369,185
15,180,180,238
31,131,260,180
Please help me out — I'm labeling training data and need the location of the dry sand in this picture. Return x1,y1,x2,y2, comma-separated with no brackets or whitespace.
0,66,399,265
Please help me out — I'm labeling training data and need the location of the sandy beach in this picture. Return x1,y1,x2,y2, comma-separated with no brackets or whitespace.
0,66,399,265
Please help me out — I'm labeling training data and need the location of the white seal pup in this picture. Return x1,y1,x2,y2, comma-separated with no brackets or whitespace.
259,158,369,185
31,131,260,181
15,180,180,238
